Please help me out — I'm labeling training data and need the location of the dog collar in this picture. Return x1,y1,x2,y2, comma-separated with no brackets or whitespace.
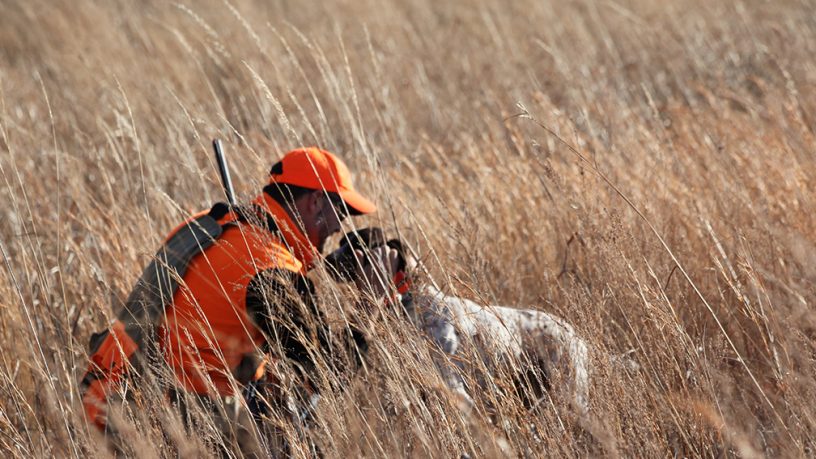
393,271,412,295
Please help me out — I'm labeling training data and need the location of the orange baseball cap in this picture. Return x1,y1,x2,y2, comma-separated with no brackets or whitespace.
268,147,377,215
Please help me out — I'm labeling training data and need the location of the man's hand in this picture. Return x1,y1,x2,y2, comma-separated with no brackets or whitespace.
354,245,400,300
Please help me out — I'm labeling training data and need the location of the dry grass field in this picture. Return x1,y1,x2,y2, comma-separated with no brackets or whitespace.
1,0,815,457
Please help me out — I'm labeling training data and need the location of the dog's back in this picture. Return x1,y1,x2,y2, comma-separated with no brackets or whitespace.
411,285,589,413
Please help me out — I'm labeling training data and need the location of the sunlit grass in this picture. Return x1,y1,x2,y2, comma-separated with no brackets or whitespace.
0,0,814,456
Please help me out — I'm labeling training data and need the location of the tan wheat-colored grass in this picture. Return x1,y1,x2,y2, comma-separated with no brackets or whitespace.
1,0,814,456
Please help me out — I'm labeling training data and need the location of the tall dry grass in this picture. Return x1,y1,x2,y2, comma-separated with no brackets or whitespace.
1,0,815,456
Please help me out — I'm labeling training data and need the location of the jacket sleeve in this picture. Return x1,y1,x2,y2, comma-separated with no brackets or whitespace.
79,320,141,430
245,269,367,388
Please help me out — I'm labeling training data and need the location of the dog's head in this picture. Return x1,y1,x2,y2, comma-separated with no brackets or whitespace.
324,227,408,282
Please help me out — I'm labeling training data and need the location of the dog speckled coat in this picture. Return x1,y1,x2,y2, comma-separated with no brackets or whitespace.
326,228,590,414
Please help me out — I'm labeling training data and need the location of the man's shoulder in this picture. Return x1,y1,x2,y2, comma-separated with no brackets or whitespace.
219,223,303,273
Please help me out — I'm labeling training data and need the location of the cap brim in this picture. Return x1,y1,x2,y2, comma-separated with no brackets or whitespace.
339,189,377,215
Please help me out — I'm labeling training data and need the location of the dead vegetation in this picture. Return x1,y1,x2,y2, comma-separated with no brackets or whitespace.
0,0,814,456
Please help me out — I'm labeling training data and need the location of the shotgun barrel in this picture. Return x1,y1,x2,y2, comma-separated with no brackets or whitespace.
212,139,236,205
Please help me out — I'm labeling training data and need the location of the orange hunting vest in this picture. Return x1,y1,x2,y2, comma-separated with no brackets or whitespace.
160,200,305,396
81,193,317,427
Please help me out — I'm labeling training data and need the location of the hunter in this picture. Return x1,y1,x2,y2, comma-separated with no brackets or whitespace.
79,147,399,454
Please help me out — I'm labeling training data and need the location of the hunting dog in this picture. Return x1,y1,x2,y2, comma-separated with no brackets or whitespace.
325,228,590,415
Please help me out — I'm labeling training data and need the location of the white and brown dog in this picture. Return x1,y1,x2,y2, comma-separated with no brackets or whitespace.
325,228,590,415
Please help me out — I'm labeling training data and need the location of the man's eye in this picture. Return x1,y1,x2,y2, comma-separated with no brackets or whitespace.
331,199,348,219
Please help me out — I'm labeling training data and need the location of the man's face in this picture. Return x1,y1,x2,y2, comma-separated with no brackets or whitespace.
301,191,348,253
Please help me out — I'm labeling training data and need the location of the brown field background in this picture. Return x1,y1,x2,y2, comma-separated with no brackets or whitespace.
1,0,815,457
